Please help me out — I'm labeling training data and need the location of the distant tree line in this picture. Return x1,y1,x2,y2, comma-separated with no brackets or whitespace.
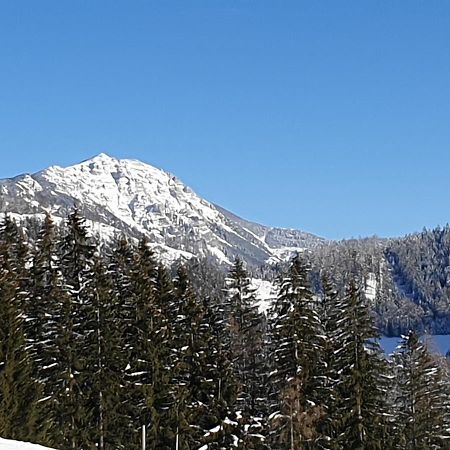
305,226,450,336
0,211,449,449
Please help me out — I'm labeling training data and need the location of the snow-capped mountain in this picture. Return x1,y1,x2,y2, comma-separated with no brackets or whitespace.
0,153,323,266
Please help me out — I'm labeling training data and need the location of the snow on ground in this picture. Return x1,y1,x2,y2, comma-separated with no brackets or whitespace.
0,438,56,450
266,246,305,265
207,245,232,265
365,272,377,301
252,278,277,313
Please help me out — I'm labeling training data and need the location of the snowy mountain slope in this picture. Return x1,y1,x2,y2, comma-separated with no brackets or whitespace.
0,153,323,266
0,438,55,450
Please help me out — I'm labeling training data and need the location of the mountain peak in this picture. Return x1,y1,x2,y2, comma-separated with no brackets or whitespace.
78,152,119,168
0,155,323,266
76,153,162,176
88,152,116,162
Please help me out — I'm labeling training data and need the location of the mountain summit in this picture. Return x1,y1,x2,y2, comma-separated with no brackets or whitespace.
0,153,323,265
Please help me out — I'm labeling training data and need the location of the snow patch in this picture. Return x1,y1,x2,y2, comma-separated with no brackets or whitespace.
0,438,56,450
365,272,377,301
252,278,277,313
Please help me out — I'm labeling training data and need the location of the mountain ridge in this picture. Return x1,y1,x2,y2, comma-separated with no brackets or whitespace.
0,153,324,266
2,153,450,334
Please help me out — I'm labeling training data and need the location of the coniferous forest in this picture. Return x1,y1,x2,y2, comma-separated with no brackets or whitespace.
1,210,450,450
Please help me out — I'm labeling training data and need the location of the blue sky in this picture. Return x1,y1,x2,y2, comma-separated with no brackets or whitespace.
1,1,450,239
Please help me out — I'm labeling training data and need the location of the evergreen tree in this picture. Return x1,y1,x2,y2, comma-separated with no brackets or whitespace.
332,280,390,450
105,235,139,447
90,254,130,449
27,214,57,374
268,255,325,449
392,331,450,449
27,214,66,446
201,295,240,450
57,208,98,449
225,258,269,449
0,216,44,442
127,239,174,449
170,265,214,449
316,275,342,450
4,211,450,450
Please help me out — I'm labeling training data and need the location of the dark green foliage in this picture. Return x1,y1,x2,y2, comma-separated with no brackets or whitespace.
225,258,269,448
26,214,66,446
200,297,240,450
392,331,450,449
268,255,326,449
126,239,175,449
0,212,448,450
331,280,391,450
91,255,130,449
170,264,229,448
0,216,45,443
27,214,60,382
56,208,98,449
315,275,341,450
104,236,138,448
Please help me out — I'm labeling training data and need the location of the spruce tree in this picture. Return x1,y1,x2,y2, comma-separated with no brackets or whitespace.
27,214,66,446
332,280,390,450
105,235,139,447
201,295,240,450
225,258,269,449
316,274,342,450
91,254,130,449
0,216,44,442
170,264,213,449
57,208,98,449
268,255,326,450
392,331,450,449
127,239,174,449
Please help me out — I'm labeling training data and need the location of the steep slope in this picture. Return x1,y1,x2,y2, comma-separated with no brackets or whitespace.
0,153,323,266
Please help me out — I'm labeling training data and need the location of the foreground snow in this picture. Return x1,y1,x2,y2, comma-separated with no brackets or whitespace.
0,438,56,450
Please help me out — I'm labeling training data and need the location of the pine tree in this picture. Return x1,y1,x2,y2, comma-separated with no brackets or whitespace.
170,264,212,449
105,235,139,447
332,279,390,450
57,208,98,449
316,274,342,450
225,258,269,449
200,295,240,450
0,216,44,442
26,214,66,446
27,214,57,374
91,254,130,449
268,255,326,450
392,331,450,449
127,239,174,449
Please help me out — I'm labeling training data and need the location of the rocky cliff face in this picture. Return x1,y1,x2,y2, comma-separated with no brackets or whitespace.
0,153,323,265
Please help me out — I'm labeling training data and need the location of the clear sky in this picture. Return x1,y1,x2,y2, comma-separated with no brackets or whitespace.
1,1,450,240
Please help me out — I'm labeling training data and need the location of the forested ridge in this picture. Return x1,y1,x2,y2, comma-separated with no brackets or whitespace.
1,211,450,449
4,150,450,336
307,226,450,336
